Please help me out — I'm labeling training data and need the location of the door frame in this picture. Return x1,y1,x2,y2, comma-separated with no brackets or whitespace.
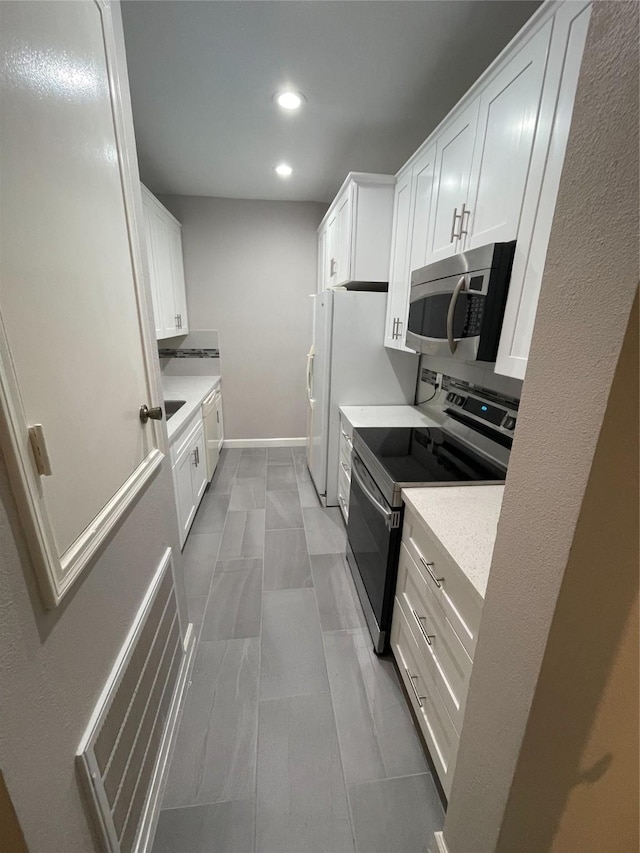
0,0,166,607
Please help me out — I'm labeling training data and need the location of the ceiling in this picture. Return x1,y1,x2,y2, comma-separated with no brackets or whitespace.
121,0,541,203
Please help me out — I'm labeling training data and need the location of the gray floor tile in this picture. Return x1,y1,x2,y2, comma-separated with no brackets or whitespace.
266,463,297,491
201,567,262,641
162,639,259,809
266,446,293,465
298,478,321,508
256,693,355,853
324,629,429,785
187,596,207,637
209,449,241,495
264,529,312,590
230,477,266,510
293,451,311,482
311,553,365,632
348,774,444,853
216,557,263,574
219,510,265,560
265,490,303,530
191,493,230,535
260,588,329,700
237,453,266,479
152,800,255,853
303,506,347,554
182,532,222,598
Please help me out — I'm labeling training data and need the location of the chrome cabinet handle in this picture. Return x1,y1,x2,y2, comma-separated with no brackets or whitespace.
405,668,426,708
420,556,444,589
412,609,435,646
330,258,337,276
391,317,397,339
395,319,403,340
341,461,350,475
450,207,463,242
191,449,198,466
341,429,352,447
446,275,466,355
459,203,471,237
139,404,163,424
339,495,347,509
196,446,200,465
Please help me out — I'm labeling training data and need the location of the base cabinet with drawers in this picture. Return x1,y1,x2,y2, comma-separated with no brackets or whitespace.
337,414,353,522
391,500,483,798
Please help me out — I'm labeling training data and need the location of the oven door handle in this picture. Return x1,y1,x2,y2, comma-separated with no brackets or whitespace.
446,275,467,355
351,456,395,528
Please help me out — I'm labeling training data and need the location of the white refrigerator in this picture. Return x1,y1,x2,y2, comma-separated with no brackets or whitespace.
306,290,418,506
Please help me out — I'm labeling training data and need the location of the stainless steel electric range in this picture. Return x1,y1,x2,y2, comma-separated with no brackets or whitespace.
345,378,518,653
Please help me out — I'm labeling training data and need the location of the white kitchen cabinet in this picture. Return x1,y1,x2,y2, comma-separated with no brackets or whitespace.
141,184,189,339
318,173,395,290
425,99,479,264
463,21,552,252
495,2,592,379
384,167,414,351
171,414,208,547
385,143,437,352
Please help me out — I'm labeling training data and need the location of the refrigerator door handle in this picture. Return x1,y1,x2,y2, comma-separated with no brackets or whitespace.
306,349,315,400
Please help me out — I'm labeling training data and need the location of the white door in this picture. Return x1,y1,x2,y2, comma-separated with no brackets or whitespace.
0,0,164,605
409,143,438,272
384,169,414,351
335,190,352,284
464,22,552,251
426,100,479,263
167,220,189,334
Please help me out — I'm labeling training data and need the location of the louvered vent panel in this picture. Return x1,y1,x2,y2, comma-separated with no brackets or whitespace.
77,550,188,852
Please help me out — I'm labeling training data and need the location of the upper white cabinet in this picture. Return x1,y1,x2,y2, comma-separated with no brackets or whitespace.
383,1,592,377
463,21,552,252
318,173,395,289
426,100,479,264
141,184,189,340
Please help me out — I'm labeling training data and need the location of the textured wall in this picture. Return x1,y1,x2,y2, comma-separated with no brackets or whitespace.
442,2,639,851
160,195,327,440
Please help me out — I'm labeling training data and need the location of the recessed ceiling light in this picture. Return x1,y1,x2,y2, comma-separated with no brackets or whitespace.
275,163,293,178
274,91,305,111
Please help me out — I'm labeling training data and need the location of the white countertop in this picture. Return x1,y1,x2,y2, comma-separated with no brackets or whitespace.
402,485,504,599
161,374,221,442
339,405,442,429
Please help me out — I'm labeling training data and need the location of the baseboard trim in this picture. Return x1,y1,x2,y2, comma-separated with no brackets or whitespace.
223,437,306,448
134,621,197,853
430,831,449,853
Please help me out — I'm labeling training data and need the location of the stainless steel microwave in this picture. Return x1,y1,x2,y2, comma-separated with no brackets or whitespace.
406,241,516,361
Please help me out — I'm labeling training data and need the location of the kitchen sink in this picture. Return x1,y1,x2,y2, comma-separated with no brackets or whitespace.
164,399,186,420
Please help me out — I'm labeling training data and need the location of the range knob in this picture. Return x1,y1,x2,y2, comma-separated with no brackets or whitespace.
455,394,465,406
503,416,517,431
446,392,456,403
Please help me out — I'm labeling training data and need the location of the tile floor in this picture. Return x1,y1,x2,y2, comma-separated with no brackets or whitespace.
152,446,444,853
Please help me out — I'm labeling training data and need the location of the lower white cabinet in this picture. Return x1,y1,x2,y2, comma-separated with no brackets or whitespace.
337,414,353,522
171,415,208,547
391,500,482,798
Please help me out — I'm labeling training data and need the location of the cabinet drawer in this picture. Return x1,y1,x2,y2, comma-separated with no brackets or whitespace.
337,467,350,522
396,544,472,732
170,411,202,466
391,601,459,797
402,503,482,658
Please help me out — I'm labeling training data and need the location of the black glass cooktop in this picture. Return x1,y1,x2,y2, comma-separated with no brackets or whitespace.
355,426,506,485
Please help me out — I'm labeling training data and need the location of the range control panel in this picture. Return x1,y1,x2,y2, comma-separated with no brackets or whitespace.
444,389,518,434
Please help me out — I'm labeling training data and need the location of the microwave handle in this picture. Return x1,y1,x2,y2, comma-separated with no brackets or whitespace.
447,275,467,354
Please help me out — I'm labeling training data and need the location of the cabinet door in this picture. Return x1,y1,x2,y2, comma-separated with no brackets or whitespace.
148,207,177,337
426,100,479,263
384,169,414,351
167,219,189,334
141,195,164,339
409,143,437,272
464,22,552,251
214,393,224,447
317,228,327,292
191,428,208,504
325,211,339,285
174,444,197,547
335,189,352,285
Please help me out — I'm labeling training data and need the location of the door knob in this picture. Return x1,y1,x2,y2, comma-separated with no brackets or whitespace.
139,404,163,424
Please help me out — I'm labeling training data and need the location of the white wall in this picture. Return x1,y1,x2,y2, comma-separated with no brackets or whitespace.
160,195,327,440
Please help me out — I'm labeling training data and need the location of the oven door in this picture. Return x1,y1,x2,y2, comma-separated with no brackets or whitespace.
346,451,401,653
406,275,485,360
